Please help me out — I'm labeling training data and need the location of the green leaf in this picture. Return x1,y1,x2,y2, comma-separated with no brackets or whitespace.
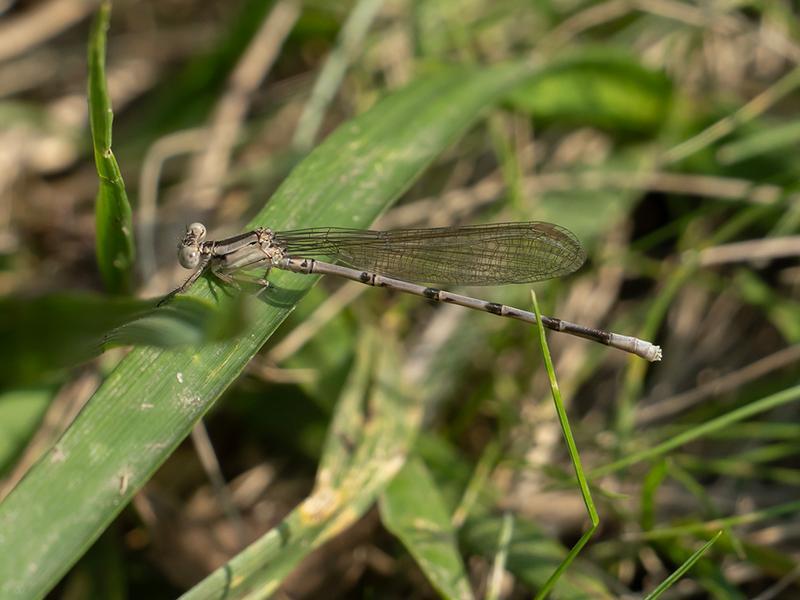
88,1,135,294
0,62,532,599
102,294,250,349
644,532,722,600
380,457,474,600
717,120,800,164
0,387,53,476
461,515,614,599
640,460,668,532
485,512,514,600
0,294,246,386
184,329,421,597
592,384,800,478
530,292,599,600
506,49,673,134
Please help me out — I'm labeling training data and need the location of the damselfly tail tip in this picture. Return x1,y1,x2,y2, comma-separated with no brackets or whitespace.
640,343,662,362
609,333,662,361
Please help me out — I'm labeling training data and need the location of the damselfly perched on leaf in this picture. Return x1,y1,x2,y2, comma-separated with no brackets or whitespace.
163,221,661,361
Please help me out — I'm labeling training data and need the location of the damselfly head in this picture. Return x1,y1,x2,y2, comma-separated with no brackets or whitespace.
187,222,207,241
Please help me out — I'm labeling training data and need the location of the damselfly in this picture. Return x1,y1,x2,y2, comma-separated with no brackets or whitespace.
163,221,662,361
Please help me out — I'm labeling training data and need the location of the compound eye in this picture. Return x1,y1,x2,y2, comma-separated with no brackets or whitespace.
179,246,201,269
187,222,207,241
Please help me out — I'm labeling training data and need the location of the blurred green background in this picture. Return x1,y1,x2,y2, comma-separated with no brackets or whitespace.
0,0,799,598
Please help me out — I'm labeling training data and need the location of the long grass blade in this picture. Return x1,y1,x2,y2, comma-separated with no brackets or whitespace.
530,291,599,600
0,63,533,600
88,1,135,294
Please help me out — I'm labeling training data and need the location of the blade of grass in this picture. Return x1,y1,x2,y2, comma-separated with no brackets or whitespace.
0,62,533,600
530,291,599,600
451,439,501,528
677,453,800,486
485,512,514,600
718,121,800,164
593,383,800,478
632,499,800,541
88,1,134,294
666,460,746,558
663,65,800,164
0,293,246,385
292,0,385,150
640,459,668,532
505,48,673,133
643,532,722,600
183,328,421,598
639,464,734,597
380,457,475,600
460,515,613,599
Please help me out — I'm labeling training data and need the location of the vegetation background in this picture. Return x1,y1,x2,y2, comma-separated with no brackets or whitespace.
0,0,798,598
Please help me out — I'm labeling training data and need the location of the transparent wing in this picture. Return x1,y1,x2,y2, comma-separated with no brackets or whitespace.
273,222,586,286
